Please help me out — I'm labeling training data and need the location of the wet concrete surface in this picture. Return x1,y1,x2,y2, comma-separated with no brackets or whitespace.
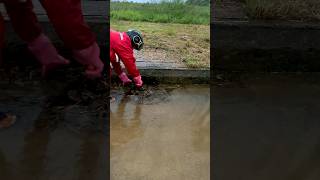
0,71,109,180
110,85,210,180
213,73,320,180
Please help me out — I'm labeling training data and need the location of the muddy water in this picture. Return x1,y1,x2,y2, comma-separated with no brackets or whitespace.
213,73,320,180
0,80,108,180
110,85,210,180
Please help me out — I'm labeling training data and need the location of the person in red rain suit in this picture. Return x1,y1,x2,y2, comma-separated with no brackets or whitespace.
0,0,104,78
110,29,144,89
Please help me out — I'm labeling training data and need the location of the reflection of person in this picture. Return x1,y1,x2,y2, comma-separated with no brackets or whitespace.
0,112,16,129
110,96,142,151
0,0,104,78
110,29,144,89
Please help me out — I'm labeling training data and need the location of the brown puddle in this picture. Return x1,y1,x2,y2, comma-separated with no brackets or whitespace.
0,71,210,180
111,85,210,180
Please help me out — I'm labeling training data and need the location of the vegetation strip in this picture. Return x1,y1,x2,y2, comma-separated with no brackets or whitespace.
110,1,210,25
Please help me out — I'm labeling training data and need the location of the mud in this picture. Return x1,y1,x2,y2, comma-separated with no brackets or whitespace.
0,66,109,180
110,85,210,180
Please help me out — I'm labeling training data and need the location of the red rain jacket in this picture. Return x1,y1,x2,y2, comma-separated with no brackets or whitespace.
110,29,140,78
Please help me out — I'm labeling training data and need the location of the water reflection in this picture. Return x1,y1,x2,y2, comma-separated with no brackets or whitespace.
18,107,52,180
111,94,143,152
111,85,210,180
0,81,108,180
0,149,13,179
192,101,210,152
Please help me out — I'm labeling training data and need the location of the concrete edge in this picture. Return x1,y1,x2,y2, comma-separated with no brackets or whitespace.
112,69,210,84
211,71,320,84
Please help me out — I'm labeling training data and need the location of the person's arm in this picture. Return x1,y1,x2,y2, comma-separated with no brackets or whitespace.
116,47,143,88
111,53,132,85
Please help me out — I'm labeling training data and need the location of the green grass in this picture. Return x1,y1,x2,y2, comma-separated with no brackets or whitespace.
243,0,320,21
110,1,210,25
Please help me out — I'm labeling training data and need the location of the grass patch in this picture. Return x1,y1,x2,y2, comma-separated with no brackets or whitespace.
110,1,210,24
111,20,210,68
243,0,320,21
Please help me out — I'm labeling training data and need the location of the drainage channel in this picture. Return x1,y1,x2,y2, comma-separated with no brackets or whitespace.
0,64,210,180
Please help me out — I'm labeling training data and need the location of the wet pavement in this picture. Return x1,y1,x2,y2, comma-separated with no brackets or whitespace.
0,75,109,180
110,85,210,180
213,73,320,180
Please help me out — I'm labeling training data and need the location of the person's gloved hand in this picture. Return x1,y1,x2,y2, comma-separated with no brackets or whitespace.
133,75,143,89
119,72,132,85
72,42,104,79
28,34,70,77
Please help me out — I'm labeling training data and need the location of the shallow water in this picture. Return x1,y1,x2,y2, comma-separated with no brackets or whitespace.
213,73,320,180
110,85,210,180
0,81,108,180
0,76,210,180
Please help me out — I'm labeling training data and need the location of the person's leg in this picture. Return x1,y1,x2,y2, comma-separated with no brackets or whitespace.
40,0,103,78
4,0,69,76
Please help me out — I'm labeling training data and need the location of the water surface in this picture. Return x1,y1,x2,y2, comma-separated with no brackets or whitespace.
111,85,210,180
